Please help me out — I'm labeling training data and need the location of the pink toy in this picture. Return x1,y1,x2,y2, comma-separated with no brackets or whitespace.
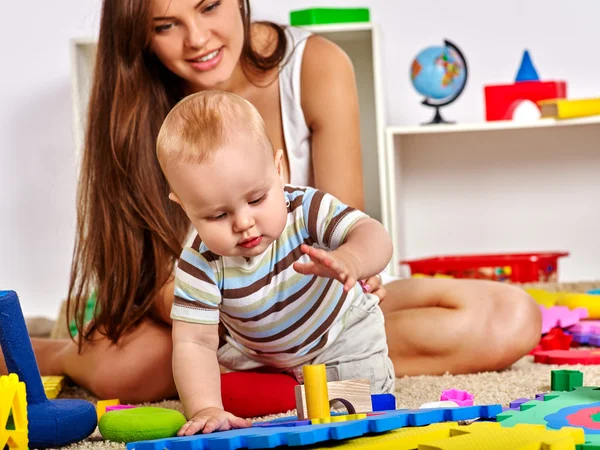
540,305,588,334
568,320,600,335
105,405,137,412
440,389,474,407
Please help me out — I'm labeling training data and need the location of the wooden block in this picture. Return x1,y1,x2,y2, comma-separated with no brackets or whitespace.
295,378,372,420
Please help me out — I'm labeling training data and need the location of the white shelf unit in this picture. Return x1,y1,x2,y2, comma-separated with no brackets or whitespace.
383,117,600,280
70,22,387,223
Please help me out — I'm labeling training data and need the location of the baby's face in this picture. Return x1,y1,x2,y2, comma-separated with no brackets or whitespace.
170,142,288,258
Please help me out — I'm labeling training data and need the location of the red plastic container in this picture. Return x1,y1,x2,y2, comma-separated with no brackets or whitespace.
401,251,569,283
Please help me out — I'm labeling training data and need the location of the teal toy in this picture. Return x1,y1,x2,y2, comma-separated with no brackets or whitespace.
98,406,187,443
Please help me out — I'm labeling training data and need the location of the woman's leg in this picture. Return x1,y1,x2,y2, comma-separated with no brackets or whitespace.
380,278,542,376
2,319,177,404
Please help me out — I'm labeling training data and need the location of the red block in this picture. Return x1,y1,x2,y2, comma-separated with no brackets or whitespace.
220,372,299,418
484,80,567,121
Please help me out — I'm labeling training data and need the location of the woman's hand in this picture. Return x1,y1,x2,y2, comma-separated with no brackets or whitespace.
361,274,387,303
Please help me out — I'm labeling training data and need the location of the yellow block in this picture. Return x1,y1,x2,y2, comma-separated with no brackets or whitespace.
311,413,367,424
303,364,330,420
96,399,120,419
41,375,65,399
0,373,28,450
300,422,584,450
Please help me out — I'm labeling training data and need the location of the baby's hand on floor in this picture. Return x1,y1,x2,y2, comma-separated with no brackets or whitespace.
293,244,358,291
178,407,251,436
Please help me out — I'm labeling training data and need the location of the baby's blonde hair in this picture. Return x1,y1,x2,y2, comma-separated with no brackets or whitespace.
156,91,272,175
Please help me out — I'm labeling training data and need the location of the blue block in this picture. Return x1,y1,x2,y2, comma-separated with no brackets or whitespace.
371,393,396,411
515,50,540,82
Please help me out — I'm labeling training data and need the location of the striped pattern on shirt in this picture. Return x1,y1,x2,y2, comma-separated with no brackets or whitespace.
171,185,369,367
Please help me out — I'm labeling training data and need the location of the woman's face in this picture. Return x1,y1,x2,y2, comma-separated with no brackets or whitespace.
150,0,245,91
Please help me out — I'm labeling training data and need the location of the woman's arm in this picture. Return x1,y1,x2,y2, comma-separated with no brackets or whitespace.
300,35,365,211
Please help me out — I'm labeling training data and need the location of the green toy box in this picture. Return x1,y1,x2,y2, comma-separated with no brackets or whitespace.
290,8,370,26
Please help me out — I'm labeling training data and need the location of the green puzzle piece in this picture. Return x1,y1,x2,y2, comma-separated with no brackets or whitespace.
497,386,600,446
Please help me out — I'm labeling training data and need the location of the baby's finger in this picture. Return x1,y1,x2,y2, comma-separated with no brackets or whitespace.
182,419,205,436
293,261,318,274
343,277,356,292
202,417,222,434
230,416,252,429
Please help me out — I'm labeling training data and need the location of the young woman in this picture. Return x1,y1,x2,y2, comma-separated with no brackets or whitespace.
12,0,540,403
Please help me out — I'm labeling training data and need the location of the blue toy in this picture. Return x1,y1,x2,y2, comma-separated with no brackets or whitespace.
126,404,502,449
0,290,98,448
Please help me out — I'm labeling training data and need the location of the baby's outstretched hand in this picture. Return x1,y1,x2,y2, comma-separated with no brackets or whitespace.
293,244,358,291
178,407,251,436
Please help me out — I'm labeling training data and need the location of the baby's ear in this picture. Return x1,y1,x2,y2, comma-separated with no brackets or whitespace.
274,149,285,180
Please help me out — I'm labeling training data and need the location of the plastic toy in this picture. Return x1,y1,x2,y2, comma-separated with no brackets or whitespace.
533,349,600,365
551,369,583,392
303,364,330,420
371,393,396,412
535,328,572,352
289,8,370,26
526,289,600,319
540,305,588,334
0,290,97,448
125,404,502,449
98,406,186,443
440,388,474,406
497,371,600,446
97,398,120,419
484,50,567,121
220,371,298,418
0,373,28,449
295,377,372,420
41,376,64,399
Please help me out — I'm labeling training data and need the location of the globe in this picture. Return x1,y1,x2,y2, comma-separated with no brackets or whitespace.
409,40,468,124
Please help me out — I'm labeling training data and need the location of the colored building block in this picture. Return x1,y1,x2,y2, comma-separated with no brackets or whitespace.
295,378,372,420
41,375,65,399
371,393,396,411
440,389,474,407
540,305,588,334
0,373,28,450
303,365,330,420
290,8,370,26
515,50,540,82
534,349,600,365
484,80,567,121
125,404,502,450
97,399,120,419
551,370,584,392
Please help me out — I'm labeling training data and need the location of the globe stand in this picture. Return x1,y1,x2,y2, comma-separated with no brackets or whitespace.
424,106,454,125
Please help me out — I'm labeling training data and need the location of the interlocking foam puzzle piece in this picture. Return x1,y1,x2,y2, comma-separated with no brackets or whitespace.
125,404,502,449
497,385,600,446
41,375,65,399
551,370,583,392
0,373,28,450
534,349,600,365
294,422,584,449
540,305,589,334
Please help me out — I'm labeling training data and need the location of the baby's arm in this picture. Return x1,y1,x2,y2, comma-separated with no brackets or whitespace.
172,320,251,436
294,218,392,291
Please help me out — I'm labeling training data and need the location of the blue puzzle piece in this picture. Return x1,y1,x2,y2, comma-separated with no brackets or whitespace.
126,404,502,450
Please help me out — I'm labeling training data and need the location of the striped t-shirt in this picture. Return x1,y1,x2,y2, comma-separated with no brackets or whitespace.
171,185,369,368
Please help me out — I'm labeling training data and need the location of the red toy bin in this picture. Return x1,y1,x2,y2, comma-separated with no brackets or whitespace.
400,251,569,283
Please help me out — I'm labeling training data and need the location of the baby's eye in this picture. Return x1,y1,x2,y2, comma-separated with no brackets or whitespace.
249,194,266,205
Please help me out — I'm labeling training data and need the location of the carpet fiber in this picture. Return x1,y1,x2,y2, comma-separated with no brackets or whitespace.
50,280,600,449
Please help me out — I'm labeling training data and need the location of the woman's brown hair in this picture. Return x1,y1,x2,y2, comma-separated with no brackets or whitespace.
67,0,288,349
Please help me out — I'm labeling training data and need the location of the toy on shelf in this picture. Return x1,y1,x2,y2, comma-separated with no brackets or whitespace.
497,370,600,446
484,50,567,121
0,373,28,449
289,7,370,26
402,251,568,283
0,290,97,448
538,96,600,119
409,39,468,124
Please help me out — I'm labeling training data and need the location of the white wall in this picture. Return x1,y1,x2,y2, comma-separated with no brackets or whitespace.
2,0,599,317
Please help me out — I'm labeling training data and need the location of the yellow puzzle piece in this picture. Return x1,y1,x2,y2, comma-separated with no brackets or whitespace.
302,421,584,449
0,373,28,449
